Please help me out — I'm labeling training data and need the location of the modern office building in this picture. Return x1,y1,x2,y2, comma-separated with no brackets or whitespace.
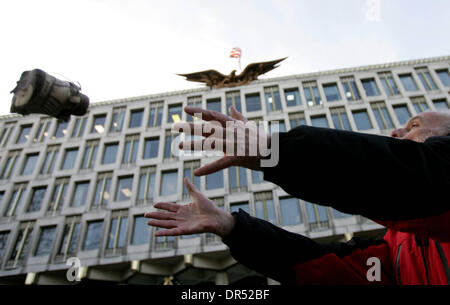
0,55,449,285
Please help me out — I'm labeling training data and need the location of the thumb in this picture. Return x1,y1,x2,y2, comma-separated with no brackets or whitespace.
229,106,247,122
184,177,199,198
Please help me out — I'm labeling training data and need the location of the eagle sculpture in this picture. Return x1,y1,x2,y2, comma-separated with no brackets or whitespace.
177,57,287,89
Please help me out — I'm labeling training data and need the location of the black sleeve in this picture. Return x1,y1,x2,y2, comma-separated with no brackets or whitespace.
262,126,450,221
221,209,390,285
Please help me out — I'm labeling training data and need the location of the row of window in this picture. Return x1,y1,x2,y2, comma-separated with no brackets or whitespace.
0,163,270,217
1,96,449,182
1,67,448,149
0,195,351,268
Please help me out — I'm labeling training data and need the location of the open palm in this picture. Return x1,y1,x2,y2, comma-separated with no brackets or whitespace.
145,177,235,237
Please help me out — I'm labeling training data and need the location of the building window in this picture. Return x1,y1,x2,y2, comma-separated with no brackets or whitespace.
330,108,352,131
183,161,200,198
228,166,247,193
436,69,450,87
323,83,341,102
83,220,104,251
264,86,282,112
91,114,107,134
80,140,99,169
226,91,242,115
148,102,164,127
109,107,125,133
254,192,276,224
399,74,418,92
415,67,438,91
92,172,112,208
269,120,286,133
168,104,182,123
284,88,301,106
57,216,81,260
33,119,51,143
352,109,373,130
34,226,56,256
16,124,32,144
393,104,412,125
163,130,181,159
332,208,351,219
160,170,178,197
433,98,449,110
53,121,68,139
187,96,202,122
21,153,39,176
71,181,90,207
361,78,380,97
129,108,144,128
102,142,119,164
410,96,429,114
245,93,262,112
61,148,78,170
115,175,133,202
131,215,149,245
341,76,361,101
371,102,394,130
26,186,47,213
280,197,302,226
122,134,139,164
0,231,10,261
143,137,159,159
310,115,329,128
206,170,223,190
0,122,15,147
250,170,263,184
378,72,400,96
7,222,34,268
289,112,306,129
303,81,322,106
47,177,70,214
71,116,87,138
106,210,128,253
40,145,60,175
230,201,249,214
206,98,222,113
4,183,27,217
1,150,21,180
305,201,329,230
137,167,156,203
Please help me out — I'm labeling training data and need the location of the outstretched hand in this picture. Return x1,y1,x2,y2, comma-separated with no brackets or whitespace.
145,177,235,238
173,106,271,176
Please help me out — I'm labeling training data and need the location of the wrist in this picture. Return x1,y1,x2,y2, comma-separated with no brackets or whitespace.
212,209,236,238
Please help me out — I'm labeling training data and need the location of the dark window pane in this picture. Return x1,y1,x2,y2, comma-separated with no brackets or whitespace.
245,93,261,112
393,105,411,125
206,99,222,112
311,116,329,128
35,226,56,256
116,176,133,201
17,125,32,143
22,154,39,175
144,138,159,159
91,115,106,134
284,88,301,106
83,221,103,251
353,110,373,130
168,105,182,123
399,74,418,91
206,170,223,190
160,171,178,196
61,149,78,170
102,143,118,164
72,181,89,207
436,70,450,87
433,99,449,110
54,122,68,138
361,79,380,96
129,109,144,128
280,198,302,226
27,187,46,212
230,202,249,214
323,84,341,101
132,216,149,245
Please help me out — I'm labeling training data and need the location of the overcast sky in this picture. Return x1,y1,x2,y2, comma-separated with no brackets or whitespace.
1,0,449,116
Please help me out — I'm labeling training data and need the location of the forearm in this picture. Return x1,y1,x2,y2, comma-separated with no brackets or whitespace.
262,126,450,221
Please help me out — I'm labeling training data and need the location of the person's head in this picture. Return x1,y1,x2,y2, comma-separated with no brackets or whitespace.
390,111,450,142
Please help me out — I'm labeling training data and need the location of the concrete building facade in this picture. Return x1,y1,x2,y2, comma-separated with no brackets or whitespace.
0,55,449,285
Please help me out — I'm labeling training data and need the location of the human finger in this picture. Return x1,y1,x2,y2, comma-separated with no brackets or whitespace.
153,202,180,212
154,228,185,236
146,219,178,229
184,177,200,199
184,106,234,127
144,211,176,220
179,138,224,151
229,106,248,122
172,122,221,137
193,156,235,176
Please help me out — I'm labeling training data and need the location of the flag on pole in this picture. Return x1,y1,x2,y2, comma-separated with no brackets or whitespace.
229,47,242,59
230,47,242,71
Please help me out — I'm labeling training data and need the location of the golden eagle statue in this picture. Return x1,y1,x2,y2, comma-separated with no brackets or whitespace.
177,57,287,89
